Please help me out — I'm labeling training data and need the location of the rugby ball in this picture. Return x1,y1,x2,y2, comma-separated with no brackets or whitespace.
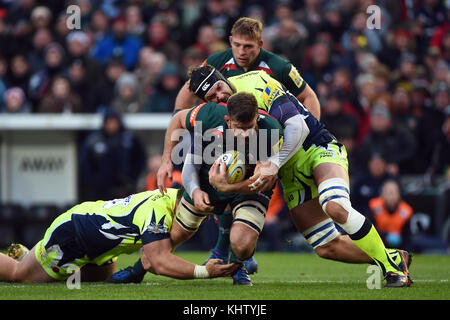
219,150,246,184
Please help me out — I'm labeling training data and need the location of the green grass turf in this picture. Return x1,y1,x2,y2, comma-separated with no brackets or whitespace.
0,252,448,300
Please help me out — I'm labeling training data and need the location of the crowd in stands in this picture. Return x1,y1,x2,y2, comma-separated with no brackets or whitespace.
0,0,448,250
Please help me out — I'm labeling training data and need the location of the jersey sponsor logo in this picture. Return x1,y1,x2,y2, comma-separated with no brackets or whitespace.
272,136,284,155
289,65,304,88
261,81,282,107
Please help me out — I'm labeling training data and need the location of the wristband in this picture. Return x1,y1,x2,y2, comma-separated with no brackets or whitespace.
193,264,210,279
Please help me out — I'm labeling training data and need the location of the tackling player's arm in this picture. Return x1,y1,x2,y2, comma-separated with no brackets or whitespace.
174,82,199,111
141,237,237,279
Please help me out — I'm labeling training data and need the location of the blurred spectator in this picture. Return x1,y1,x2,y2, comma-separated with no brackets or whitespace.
144,63,183,113
143,18,181,63
354,104,417,176
111,72,146,114
191,24,227,57
91,57,126,112
66,59,95,113
28,42,66,109
177,0,204,41
303,41,336,91
391,86,416,132
53,12,72,46
353,73,378,144
91,15,142,70
416,82,450,173
38,75,82,113
134,48,167,94
368,180,413,248
378,29,415,70
266,18,308,68
89,9,110,41
351,153,397,215
0,56,7,108
8,54,31,95
66,31,103,84
79,108,146,201
30,6,52,30
1,87,31,113
125,4,146,37
139,154,174,192
181,47,206,76
190,0,236,43
28,27,53,73
321,89,358,154
341,11,382,55
427,106,450,180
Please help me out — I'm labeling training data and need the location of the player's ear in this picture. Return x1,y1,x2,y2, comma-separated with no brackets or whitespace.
258,39,263,48
224,115,230,126
229,36,233,46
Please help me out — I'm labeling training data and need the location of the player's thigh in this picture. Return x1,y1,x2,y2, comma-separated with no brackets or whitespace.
16,246,55,283
80,259,117,282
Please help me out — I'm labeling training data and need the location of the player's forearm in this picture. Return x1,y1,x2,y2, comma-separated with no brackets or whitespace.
268,115,309,168
150,253,208,280
182,153,201,198
174,82,198,111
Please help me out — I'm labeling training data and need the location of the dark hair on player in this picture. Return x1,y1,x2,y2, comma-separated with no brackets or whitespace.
227,92,258,124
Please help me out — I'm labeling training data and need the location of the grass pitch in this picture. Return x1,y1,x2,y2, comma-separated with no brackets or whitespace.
0,252,448,300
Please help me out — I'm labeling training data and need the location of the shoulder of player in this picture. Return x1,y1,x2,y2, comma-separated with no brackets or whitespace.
257,109,283,130
206,48,233,68
187,102,227,128
259,49,293,74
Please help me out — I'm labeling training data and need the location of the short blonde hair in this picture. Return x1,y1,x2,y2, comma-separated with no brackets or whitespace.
231,17,263,42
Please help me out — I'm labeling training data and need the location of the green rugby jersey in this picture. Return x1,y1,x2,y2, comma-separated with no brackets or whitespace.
205,48,306,96
184,102,283,207
70,188,179,263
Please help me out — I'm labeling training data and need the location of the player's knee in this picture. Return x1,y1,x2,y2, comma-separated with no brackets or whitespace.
318,178,352,224
230,224,257,261
314,236,341,260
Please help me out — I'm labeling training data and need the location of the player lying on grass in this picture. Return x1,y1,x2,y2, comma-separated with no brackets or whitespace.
0,188,237,283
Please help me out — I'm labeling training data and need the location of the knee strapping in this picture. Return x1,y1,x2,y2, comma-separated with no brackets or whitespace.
302,218,340,249
317,178,365,235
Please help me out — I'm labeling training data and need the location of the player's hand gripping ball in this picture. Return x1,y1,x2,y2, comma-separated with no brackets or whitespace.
219,150,246,184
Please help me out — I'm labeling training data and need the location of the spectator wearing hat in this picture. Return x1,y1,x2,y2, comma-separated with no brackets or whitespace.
111,72,147,114
144,63,183,113
66,31,103,84
354,103,417,176
79,108,147,201
91,15,142,70
1,87,31,113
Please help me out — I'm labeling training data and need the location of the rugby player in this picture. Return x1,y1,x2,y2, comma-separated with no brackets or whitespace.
185,66,413,287
0,188,237,283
